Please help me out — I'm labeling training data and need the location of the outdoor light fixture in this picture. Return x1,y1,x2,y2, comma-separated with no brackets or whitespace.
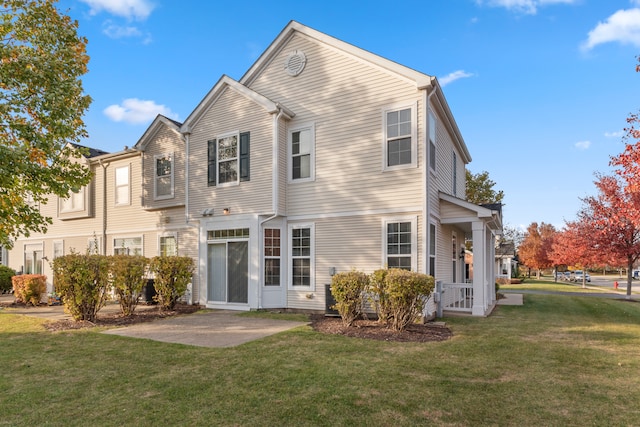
223,208,230,215
459,247,466,260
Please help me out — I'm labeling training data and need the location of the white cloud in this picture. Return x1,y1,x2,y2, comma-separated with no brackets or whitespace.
575,140,591,150
102,20,152,43
605,130,624,138
475,0,576,15
439,70,475,87
80,0,155,21
104,99,177,124
581,9,640,51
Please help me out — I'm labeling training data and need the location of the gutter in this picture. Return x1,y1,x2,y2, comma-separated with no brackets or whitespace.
424,77,437,276
98,159,108,255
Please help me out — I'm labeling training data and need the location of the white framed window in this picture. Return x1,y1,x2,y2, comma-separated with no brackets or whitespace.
288,223,314,289
429,222,436,276
158,233,177,257
87,237,102,255
288,123,315,182
264,228,281,286
24,243,43,274
428,111,436,172
115,165,130,206
53,240,64,259
155,153,174,199
60,187,85,213
113,237,143,256
383,103,417,170
383,216,417,271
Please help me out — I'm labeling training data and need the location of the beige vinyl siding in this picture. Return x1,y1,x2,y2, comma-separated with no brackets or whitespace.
277,116,287,214
142,125,185,209
250,33,424,217
286,212,422,310
188,88,274,218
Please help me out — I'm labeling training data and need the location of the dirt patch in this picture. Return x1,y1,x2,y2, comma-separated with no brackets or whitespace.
310,314,452,343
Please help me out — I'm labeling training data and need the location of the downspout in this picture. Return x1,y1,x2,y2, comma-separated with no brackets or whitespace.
181,127,197,305
257,106,286,309
424,78,437,276
98,159,108,255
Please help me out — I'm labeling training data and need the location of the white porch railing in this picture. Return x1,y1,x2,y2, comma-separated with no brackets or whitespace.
435,281,473,316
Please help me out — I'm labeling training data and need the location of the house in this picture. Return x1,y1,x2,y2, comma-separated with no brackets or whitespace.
6,116,198,298
6,21,502,316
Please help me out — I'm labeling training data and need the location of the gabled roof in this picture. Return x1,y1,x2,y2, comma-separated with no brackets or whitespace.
70,143,109,158
239,21,470,163
181,75,294,133
439,192,503,232
135,114,183,151
240,21,433,89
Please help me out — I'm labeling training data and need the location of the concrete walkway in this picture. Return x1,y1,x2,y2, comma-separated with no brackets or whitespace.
0,294,308,348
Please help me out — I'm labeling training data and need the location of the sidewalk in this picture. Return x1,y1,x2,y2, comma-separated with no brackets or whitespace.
0,294,308,348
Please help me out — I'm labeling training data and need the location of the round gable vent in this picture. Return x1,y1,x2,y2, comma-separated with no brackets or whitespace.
284,50,307,77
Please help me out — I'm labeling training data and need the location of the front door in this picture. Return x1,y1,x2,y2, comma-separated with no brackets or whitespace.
207,241,248,304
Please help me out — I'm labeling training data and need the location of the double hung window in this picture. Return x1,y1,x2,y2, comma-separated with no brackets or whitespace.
383,104,416,169
289,124,315,182
155,154,174,199
289,224,314,289
264,229,281,286
208,132,250,186
115,165,130,205
384,217,417,271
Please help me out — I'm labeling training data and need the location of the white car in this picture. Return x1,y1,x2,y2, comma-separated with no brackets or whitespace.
573,271,591,282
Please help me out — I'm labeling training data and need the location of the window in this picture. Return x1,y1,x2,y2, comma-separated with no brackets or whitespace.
289,124,314,182
384,217,417,271
88,237,101,254
159,234,177,256
452,152,457,196
289,224,314,289
384,104,416,169
115,165,130,205
53,241,64,259
113,237,142,255
24,243,43,274
429,223,436,276
264,228,281,286
207,132,250,186
60,187,85,213
429,111,436,171
155,154,174,199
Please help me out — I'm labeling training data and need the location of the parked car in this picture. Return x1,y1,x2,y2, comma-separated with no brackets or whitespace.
573,271,591,282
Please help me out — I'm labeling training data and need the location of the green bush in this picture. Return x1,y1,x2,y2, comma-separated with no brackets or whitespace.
52,253,111,322
381,269,435,332
368,269,392,324
12,274,46,306
0,265,16,293
149,256,194,310
330,271,369,327
110,255,149,316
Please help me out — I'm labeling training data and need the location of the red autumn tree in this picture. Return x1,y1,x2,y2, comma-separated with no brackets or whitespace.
518,222,557,279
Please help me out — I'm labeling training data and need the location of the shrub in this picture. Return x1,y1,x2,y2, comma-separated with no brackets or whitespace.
368,269,392,324
330,271,369,327
149,256,194,310
0,265,16,293
52,253,111,322
12,274,46,306
382,269,435,332
110,255,149,316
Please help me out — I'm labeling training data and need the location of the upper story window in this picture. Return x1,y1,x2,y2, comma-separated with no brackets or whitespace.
155,153,174,199
383,103,417,170
60,187,85,213
428,111,436,172
289,123,315,182
452,151,458,197
208,132,250,187
115,165,130,206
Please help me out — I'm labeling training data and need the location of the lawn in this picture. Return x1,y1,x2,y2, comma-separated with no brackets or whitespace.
1,292,639,426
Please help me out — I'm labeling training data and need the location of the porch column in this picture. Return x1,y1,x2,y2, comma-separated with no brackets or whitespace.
472,221,486,316
486,228,496,309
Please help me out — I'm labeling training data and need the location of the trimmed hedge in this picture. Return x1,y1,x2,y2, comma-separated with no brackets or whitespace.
12,274,46,306
110,255,149,316
0,265,16,293
330,271,369,327
149,256,194,310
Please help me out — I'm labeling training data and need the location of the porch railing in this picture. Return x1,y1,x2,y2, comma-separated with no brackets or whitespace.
435,281,473,316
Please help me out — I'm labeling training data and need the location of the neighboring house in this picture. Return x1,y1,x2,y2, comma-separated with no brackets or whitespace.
6,21,502,316
182,21,502,316
495,241,517,280
6,116,198,298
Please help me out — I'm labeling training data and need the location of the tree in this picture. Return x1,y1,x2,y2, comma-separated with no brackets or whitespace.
0,0,92,248
518,222,557,278
466,170,504,205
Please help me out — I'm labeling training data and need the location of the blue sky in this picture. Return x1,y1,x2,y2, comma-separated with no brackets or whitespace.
58,0,640,231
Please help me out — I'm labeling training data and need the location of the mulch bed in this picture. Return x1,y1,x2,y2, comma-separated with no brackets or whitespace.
310,314,452,343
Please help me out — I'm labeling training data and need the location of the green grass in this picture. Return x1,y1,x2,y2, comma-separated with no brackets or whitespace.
500,278,612,293
1,294,640,426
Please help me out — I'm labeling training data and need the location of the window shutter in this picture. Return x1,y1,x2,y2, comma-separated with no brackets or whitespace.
208,139,217,186
239,132,250,182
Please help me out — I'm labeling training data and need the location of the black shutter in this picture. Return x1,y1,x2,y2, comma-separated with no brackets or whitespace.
239,132,250,182
208,139,216,186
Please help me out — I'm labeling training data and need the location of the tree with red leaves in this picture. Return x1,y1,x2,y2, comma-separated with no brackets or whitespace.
519,222,557,279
